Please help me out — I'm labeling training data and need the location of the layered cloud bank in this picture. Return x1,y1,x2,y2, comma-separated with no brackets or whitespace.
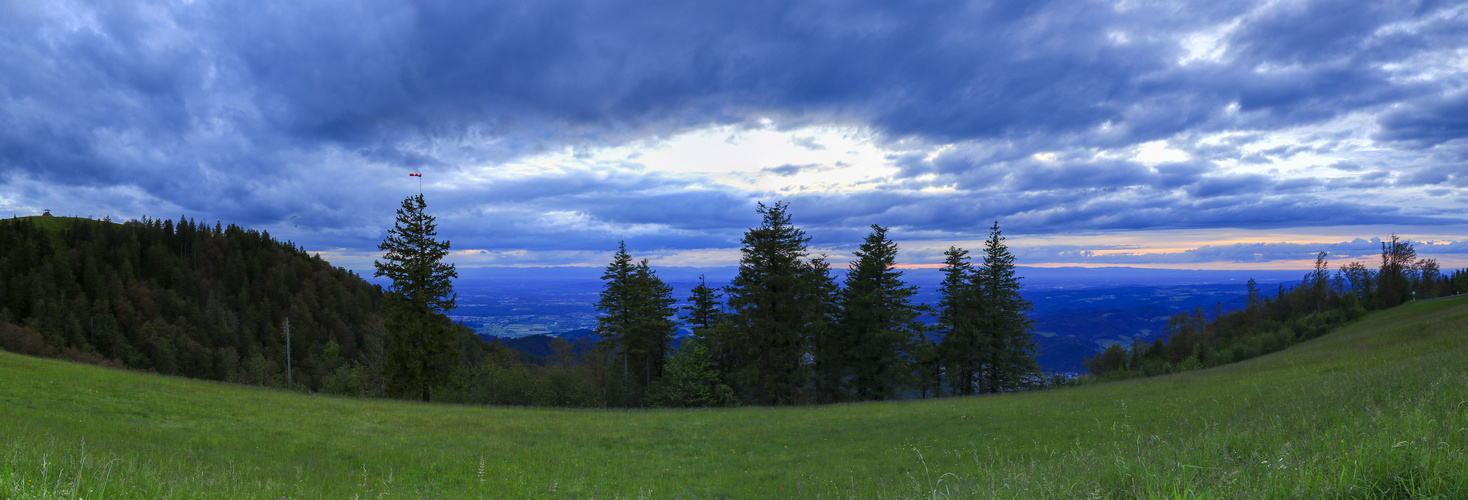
2,1,1465,271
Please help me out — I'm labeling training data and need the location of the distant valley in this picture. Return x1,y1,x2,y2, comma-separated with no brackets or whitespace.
437,266,1309,373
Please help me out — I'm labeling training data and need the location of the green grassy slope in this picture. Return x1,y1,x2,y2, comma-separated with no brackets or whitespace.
0,215,107,246
0,215,108,229
3,298,1466,498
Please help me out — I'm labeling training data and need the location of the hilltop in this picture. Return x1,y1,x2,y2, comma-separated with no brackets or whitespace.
2,295,1464,497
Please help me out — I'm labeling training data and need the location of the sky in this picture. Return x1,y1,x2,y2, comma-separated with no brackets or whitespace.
3,0,1467,274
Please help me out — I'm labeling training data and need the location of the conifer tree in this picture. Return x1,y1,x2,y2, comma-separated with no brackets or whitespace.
976,221,1037,392
595,242,678,402
643,337,737,408
629,260,677,387
374,193,459,402
684,274,736,383
725,202,812,405
839,225,925,400
683,275,724,331
803,254,844,403
936,246,982,395
597,242,638,380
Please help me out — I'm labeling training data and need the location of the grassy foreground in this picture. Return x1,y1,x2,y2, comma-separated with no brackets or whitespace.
2,298,1466,498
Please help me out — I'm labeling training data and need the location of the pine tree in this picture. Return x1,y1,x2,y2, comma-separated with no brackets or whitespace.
595,242,678,405
839,225,925,400
936,246,982,395
596,242,638,380
683,274,735,383
683,275,724,331
804,254,844,403
643,337,737,408
976,221,1037,393
374,194,459,402
725,202,812,405
629,260,677,388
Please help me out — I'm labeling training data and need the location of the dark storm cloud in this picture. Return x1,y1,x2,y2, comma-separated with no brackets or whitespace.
1376,90,1468,148
1,0,1465,262
1186,174,1271,198
16,0,1460,159
397,168,760,252
1008,161,1156,192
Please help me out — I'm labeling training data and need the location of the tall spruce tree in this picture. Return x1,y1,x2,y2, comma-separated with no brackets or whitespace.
684,274,736,382
597,242,639,381
976,221,1037,393
803,254,844,403
839,225,925,400
936,246,983,395
725,202,812,405
374,193,459,402
683,275,724,331
629,260,677,387
595,242,678,403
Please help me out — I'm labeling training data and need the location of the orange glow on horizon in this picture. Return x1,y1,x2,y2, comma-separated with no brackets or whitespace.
892,261,1328,271
893,255,1468,271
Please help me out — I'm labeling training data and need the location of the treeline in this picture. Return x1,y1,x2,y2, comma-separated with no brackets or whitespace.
0,214,598,405
0,215,393,392
578,202,1045,407
1085,235,1464,378
0,204,1050,409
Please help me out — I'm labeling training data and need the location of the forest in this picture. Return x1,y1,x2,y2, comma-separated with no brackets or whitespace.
586,202,1043,408
0,200,1045,408
0,214,391,392
1085,236,1467,378
6,207,1459,409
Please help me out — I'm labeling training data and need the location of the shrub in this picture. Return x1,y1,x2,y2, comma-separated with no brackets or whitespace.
0,322,53,357
644,337,738,408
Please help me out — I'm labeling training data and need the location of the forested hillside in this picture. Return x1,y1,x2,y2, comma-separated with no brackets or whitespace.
0,215,384,391
0,205,1054,409
1086,237,1467,378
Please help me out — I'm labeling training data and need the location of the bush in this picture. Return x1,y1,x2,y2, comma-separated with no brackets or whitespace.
1175,354,1202,372
644,337,738,408
1203,347,1234,367
322,364,363,396
1083,343,1130,376
531,369,601,408
0,323,53,357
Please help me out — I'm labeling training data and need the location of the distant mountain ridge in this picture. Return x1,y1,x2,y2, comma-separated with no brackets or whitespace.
482,329,599,362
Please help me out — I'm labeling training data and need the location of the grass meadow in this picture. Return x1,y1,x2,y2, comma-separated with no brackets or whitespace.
2,296,1466,498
